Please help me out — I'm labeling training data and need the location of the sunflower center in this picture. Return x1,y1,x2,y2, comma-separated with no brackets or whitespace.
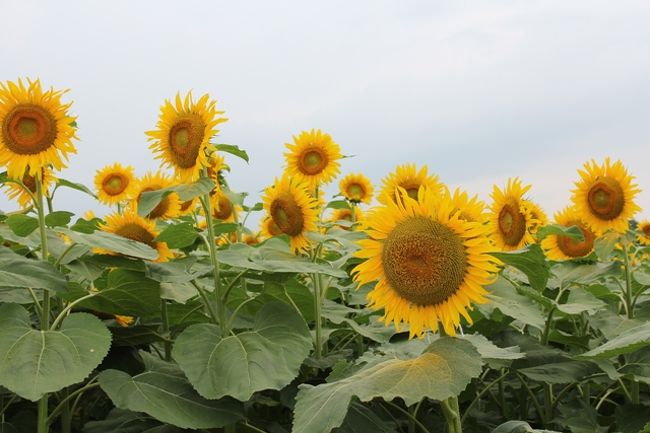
22,171,37,192
382,216,467,306
168,115,206,169
498,203,526,246
557,224,595,258
2,104,58,155
347,184,364,201
299,149,328,175
587,177,624,220
643,225,650,237
114,223,156,248
270,194,304,236
103,174,127,196
213,195,233,220
180,199,195,212
267,219,282,236
141,187,169,219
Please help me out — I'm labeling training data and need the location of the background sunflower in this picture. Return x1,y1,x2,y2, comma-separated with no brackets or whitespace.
132,171,181,220
490,177,538,251
541,206,596,261
97,211,173,262
378,163,441,204
4,166,56,208
339,172,373,204
94,163,135,205
284,129,341,188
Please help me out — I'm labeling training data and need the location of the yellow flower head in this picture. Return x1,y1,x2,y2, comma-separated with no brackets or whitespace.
352,186,500,338
445,186,487,224
637,221,650,246
97,211,173,262
541,206,597,261
378,164,442,205
209,189,238,223
489,177,539,251
178,197,199,216
522,199,548,236
94,163,136,205
132,171,181,220
147,91,227,182
207,152,226,185
260,216,282,239
571,158,641,235
284,129,342,187
0,78,77,178
83,210,96,220
114,315,135,327
329,206,364,229
339,173,373,204
4,166,56,208
262,176,319,252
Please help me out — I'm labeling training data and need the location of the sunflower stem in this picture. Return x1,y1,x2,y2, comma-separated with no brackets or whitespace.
35,173,51,433
441,397,462,433
200,169,226,334
160,299,172,361
621,242,640,404
313,272,323,359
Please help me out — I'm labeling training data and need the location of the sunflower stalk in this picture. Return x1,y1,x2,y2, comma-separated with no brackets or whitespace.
621,241,640,404
441,397,462,433
160,299,172,361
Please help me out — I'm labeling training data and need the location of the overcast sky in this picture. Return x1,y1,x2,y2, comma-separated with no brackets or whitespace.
2,1,649,223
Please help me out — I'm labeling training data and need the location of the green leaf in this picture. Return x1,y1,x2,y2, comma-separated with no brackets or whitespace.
480,278,546,330
44,211,75,228
519,361,593,384
56,178,97,198
214,222,239,236
75,269,161,317
492,420,560,433
616,404,650,433
173,301,312,401
536,224,584,241
5,214,39,236
99,352,242,429
83,408,160,433
334,402,397,433
0,247,67,292
491,244,550,290
292,337,482,433
59,228,158,260
634,270,650,286
154,222,197,249
326,200,351,210
138,178,215,217
556,288,606,315
577,322,650,359
0,304,111,401
461,334,524,368
215,144,249,162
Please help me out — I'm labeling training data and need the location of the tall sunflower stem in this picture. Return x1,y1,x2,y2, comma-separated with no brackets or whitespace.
312,272,323,359
621,242,640,404
160,299,172,361
35,174,50,433
441,397,462,433
200,171,226,334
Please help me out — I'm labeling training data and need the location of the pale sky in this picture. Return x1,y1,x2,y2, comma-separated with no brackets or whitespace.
2,1,649,223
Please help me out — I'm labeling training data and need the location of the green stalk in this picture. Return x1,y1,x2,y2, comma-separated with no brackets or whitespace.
200,170,226,334
312,272,323,359
160,299,172,361
622,242,640,404
35,174,50,433
540,307,555,425
441,397,462,433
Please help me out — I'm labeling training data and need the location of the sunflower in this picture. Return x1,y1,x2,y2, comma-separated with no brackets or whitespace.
352,187,499,338
330,206,364,228
489,178,538,251
284,129,341,188
94,163,135,205
260,216,282,239
637,221,650,246
378,164,442,205
262,176,319,252
83,210,96,220
132,171,181,220
147,91,227,182
0,78,77,179
446,187,486,223
4,166,56,208
114,315,135,327
522,199,548,236
572,158,641,235
178,197,199,216
207,152,226,185
209,189,238,222
97,211,173,262
339,173,373,204
541,206,596,261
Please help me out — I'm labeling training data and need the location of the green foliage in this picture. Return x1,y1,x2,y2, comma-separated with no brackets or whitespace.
0,247,67,292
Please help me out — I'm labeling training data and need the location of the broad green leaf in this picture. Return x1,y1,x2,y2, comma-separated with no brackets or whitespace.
45,211,75,228
461,334,524,368
0,286,42,303
214,222,239,236
577,322,650,359
75,269,160,317
326,200,351,210
5,214,38,236
59,228,158,260
556,288,606,315
334,402,397,433
519,361,593,384
616,404,650,433
173,301,312,401
0,247,67,292
145,258,212,284
634,270,650,286
492,421,560,433
138,178,214,217
0,304,111,401
491,244,550,290
536,224,584,241
83,408,160,433
154,223,197,249
292,338,482,433
99,353,242,429
548,262,616,289
480,278,546,330
215,144,249,162
56,178,97,198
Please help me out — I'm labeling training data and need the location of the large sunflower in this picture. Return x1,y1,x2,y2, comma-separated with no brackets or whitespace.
378,164,442,205
98,211,173,262
284,129,341,188
262,176,319,252
132,171,181,220
637,221,650,246
489,178,538,251
4,166,56,208
571,158,641,235
353,187,499,337
541,206,596,261
147,91,227,182
94,163,135,205
0,78,77,178
446,187,486,223
339,173,373,204
209,189,238,223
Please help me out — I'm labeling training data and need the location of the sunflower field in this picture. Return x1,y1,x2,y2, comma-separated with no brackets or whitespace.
1,78,650,433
